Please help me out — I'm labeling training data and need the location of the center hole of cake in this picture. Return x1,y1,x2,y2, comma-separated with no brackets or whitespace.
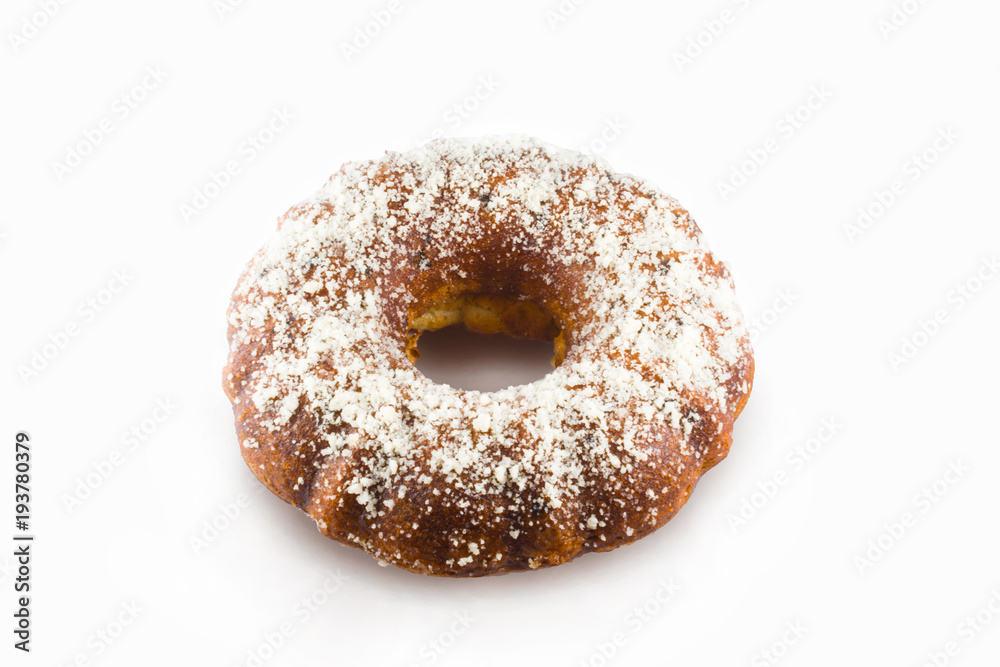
414,327,555,391
408,293,565,391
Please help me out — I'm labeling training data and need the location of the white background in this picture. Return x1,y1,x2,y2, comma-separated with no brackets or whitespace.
2,0,999,665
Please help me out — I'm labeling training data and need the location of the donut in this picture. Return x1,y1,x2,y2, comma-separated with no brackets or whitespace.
223,135,753,577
